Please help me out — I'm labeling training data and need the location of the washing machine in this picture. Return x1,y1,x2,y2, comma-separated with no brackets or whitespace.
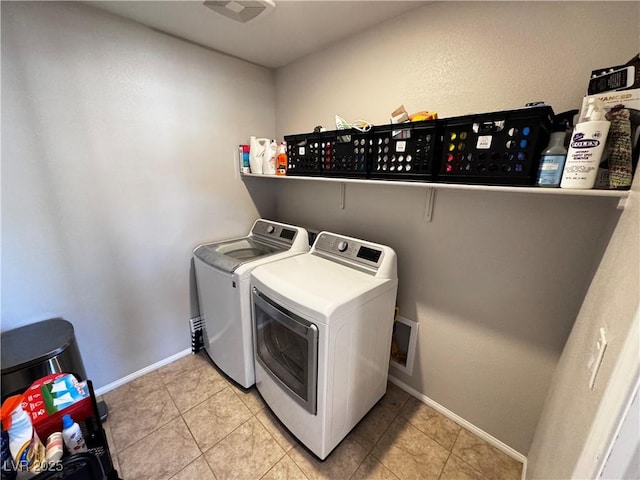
250,231,398,459
193,219,309,388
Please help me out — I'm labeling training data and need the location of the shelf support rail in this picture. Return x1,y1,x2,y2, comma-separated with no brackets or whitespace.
424,187,435,222
617,196,628,210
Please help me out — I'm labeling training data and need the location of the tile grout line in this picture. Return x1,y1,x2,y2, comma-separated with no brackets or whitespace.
436,427,462,480
107,356,219,479
234,388,314,480
253,409,294,458
346,435,376,480
194,388,256,455
346,402,395,479
399,396,499,480
110,384,182,456
234,393,292,480
196,385,289,480
280,451,311,480
243,411,287,480
362,396,408,479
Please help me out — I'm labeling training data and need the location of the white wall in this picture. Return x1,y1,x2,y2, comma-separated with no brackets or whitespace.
273,1,639,455
527,178,640,477
3,0,638,467
1,2,276,388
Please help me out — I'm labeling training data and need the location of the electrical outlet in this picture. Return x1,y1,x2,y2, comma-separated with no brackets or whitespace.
587,327,608,390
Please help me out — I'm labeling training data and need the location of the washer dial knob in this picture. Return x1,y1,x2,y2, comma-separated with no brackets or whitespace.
337,241,348,252
266,225,275,234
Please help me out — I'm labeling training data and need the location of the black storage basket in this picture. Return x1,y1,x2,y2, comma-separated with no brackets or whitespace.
368,120,439,181
438,106,554,186
30,380,121,480
284,132,323,176
284,129,369,178
33,453,106,480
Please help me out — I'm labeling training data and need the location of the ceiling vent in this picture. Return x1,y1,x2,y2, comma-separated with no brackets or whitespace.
203,0,276,24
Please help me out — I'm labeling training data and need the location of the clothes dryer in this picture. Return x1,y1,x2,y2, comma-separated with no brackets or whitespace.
251,232,397,459
193,219,309,388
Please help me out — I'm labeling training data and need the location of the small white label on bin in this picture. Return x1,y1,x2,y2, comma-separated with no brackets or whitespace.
477,135,492,149
395,141,407,153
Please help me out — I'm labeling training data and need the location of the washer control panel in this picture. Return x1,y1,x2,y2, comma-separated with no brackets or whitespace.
252,220,298,245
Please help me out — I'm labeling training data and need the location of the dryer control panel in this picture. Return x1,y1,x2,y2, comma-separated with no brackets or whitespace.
312,232,397,279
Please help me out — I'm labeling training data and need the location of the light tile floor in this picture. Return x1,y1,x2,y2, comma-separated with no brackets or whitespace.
101,353,523,480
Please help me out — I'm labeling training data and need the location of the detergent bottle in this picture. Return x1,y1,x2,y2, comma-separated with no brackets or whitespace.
0,396,45,476
276,142,288,176
262,139,278,175
1,426,17,480
249,137,268,174
536,110,578,187
561,98,611,189
61,414,87,455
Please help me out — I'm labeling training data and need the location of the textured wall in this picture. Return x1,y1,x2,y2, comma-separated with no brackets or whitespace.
276,2,637,135
527,179,639,478
273,1,639,455
1,2,276,388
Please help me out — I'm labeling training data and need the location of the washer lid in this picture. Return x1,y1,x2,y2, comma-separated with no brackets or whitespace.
194,237,282,273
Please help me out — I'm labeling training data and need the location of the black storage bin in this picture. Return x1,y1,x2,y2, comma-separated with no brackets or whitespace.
10,380,120,480
51,381,119,479
284,128,370,178
321,129,370,178
34,453,107,480
1,319,87,398
368,120,439,181
438,106,554,186
284,132,323,176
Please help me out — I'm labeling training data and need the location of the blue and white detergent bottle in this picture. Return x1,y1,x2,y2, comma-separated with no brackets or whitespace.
536,110,578,187
61,414,87,455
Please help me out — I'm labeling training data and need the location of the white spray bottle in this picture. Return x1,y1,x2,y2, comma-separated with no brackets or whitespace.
560,98,611,189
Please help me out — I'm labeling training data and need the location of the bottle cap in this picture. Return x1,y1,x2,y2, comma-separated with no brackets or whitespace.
61,414,74,429
584,98,606,122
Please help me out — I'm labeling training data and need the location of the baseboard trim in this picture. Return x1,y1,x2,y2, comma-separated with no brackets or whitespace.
387,374,528,478
94,348,192,396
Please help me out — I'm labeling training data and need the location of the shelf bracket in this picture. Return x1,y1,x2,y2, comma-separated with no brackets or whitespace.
617,196,628,211
424,187,435,222
339,182,346,209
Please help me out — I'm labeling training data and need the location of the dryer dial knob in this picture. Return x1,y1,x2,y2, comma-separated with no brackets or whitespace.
337,241,348,252
266,225,275,234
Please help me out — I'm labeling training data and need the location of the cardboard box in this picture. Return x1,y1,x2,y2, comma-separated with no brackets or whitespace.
579,88,640,121
587,54,640,95
22,373,93,440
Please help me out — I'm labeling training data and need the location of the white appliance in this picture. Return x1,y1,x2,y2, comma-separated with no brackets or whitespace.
193,219,309,388
251,231,398,459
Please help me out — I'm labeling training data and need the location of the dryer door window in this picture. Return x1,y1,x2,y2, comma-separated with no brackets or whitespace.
253,288,318,414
